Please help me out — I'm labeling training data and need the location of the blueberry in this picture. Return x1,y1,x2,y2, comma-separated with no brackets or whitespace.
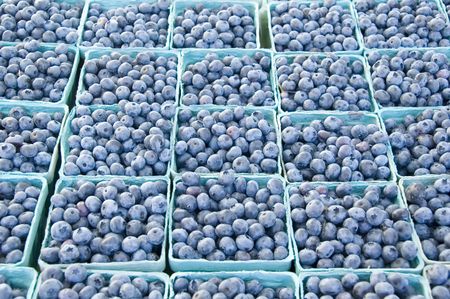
172,3,256,49
174,275,293,299
270,1,359,52
41,179,168,264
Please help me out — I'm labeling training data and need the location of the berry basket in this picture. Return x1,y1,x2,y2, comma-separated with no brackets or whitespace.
266,0,364,55
32,269,169,299
75,49,181,106
0,101,69,183
168,0,261,49
299,270,430,298
171,105,282,177
38,176,170,272
356,0,450,52
0,176,48,268
277,111,397,183
168,174,295,272
169,271,299,298
365,48,450,110
78,0,174,53
59,104,174,178
399,175,450,265
0,267,38,299
0,43,80,106
179,48,278,109
0,0,87,46
272,53,377,113
379,106,450,179
287,181,425,274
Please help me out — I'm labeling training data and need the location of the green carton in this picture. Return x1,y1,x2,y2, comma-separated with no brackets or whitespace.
278,111,397,183
38,176,170,272
179,48,278,109
75,49,181,106
287,181,425,274
169,0,261,49
168,174,294,272
0,101,68,183
171,105,282,176
0,267,38,299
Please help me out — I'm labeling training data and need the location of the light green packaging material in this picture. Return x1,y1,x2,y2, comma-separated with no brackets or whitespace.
423,264,450,298
0,0,86,46
169,0,261,49
78,0,173,54
0,101,68,183
357,0,449,52
365,48,450,110
179,49,278,109
286,181,424,274
379,106,450,180
75,49,181,106
59,104,173,178
399,175,450,266
299,270,429,298
0,176,48,268
168,174,294,272
171,105,282,177
32,269,169,299
170,271,299,298
38,176,170,272
277,111,397,183
0,43,80,106
267,0,364,55
272,53,377,113
0,267,38,299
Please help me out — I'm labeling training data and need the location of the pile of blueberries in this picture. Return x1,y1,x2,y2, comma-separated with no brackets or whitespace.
78,51,178,106
0,0,82,43
0,180,41,264
355,0,450,49
289,182,420,269
0,106,63,173
0,274,28,298
0,42,75,103
81,1,170,48
173,275,294,299
270,0,359,53
276,54,372,112
171,172,290,261
404,178,450,262
172,3,257,49
368,50,450,107
175,107,279,174
304,272,426,298
37,264,166,299
40,178,167,265
425,264,450,299
63,104,173,176
280,115,392,182
181,51,275,106
384,108,450,176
